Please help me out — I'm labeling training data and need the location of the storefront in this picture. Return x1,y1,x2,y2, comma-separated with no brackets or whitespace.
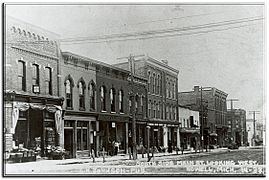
5,97,63,158
63,115,97,158
98,113,129,155
180,128,200,150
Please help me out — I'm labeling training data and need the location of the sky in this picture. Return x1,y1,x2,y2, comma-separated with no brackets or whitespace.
5,4,265,121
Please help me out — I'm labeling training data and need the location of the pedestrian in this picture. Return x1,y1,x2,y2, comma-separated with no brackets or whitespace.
181,140,185,155
114,141,119,155
168,141,172,153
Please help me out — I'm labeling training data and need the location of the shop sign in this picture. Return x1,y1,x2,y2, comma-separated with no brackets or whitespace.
154,128,159,131
112,122,116,128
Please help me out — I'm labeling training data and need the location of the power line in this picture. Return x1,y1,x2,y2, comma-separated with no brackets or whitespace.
59,16,263,44
60,21,262,45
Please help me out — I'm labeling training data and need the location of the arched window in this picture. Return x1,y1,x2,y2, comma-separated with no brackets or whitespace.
100,86,106,111
65,76,74,109
110,88,116,112
45,67,52,95
156,75,160,94
147,71,151,93
89,81,96,111
18,60,26,91
153,101,156,118
157,102,160,119
119,90,124,113
166,105,169,120
78,80,86,110
174,106,177,120
153,73,156,94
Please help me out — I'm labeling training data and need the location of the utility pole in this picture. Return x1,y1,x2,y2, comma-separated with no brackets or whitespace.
200,86,204,152
249,111,260,146
227,99,239,143
117,54,144,160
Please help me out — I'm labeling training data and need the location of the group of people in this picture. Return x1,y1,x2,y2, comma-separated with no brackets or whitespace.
108,140,120,156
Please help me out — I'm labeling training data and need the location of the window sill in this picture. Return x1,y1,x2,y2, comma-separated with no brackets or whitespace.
119,112,125,115
111,112,116,114
101,110,107,113
66,107,73,110
79,108,86,111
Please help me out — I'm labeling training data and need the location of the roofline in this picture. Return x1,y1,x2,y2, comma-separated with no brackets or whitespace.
146,56,179,74
62,51,130,74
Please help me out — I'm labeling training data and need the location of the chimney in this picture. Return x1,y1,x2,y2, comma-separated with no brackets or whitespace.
194,86,200,93
161,60,168,65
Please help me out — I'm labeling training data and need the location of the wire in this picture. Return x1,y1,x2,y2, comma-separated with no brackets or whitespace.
59,16,263,44
61,21,263,45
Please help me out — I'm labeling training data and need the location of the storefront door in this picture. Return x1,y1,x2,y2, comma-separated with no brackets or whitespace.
64,129,73,158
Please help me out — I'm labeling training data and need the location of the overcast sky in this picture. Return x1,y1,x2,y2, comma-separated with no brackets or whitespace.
5,4,265,121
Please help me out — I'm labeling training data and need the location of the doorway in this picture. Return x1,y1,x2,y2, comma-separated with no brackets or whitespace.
64,129,73,158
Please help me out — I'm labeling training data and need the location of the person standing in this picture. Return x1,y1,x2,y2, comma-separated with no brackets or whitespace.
114,141,119,155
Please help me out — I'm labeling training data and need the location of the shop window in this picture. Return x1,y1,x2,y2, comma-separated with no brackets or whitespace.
18,60,26,91
89,81,96,111
77,122,88,151
32,64,40,93
101,86,106,111
119,90,124,113
45,67,52,95
110,88,116,112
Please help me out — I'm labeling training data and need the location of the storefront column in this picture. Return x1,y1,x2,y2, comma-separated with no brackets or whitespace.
177,127,180,149
4,102,13,152
41,110,46,157
163,125,168,148
73,121,77,158
59,116,64,148
96,121,99,156
125,122,128,154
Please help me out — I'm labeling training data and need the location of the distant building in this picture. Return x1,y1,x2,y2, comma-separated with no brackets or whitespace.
246,119,264,146
115,55,180,150
178,105,200,150
226,109,247,146
178,86,228,148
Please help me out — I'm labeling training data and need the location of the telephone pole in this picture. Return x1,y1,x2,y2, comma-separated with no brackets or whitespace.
249,111,260,146
227,99,239,143
117,54,144,160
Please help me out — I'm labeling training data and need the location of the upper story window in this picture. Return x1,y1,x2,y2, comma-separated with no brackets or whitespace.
174,107,177,120
18,60,26,91
32,64,40,93
135,95,139,113
78,81,85,110
152,73,156,94
45,67,52,95
110,88,116,112
153,101,156,118
119,90,124,113
148,100,151,118
100,86,106,111
89,81,96,111
166,105,169,120
65,78,73,109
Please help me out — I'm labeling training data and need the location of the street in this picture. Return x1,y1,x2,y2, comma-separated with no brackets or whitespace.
4,146,265,176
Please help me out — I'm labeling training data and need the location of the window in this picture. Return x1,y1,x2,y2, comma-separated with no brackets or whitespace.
135,95,139,113
45,67,52,95
153,73,156,94
18,60,26,91
78,81,85,110
89,82,96,111
110,88,116,112
174,107,177,120
148,101,151,118
166,105,169,119
156,103,159,118
32,64,39,93
129,98,132,114
65,79,73,109
100,86,106,111
153,101,156,118
170,106,173,120
77,122,88,150
119,90,124,113
156,75,160,94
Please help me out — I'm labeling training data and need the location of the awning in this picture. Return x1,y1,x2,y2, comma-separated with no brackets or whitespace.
64,115,96,121
210,132,218,136
180,128,200,134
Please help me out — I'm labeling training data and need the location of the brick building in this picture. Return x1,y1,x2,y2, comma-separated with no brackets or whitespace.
178,86,228,148
4,16,63,156
226,109,247,146
60,52,98,158
115,56,180,150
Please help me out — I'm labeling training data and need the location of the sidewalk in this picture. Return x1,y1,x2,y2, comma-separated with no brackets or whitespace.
4,147,230,174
